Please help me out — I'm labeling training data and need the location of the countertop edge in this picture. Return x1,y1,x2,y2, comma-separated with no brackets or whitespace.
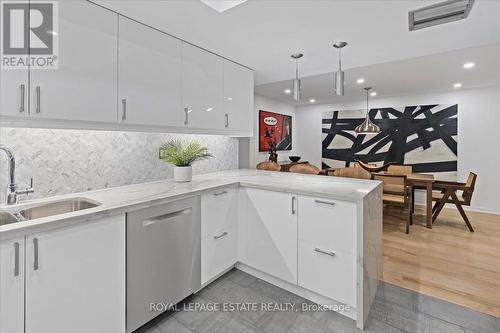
1,171,382,239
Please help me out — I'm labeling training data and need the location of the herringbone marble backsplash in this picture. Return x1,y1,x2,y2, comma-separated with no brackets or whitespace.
0,127,238,202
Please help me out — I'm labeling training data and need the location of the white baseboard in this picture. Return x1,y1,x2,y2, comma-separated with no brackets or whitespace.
412,189,500,215
412,202,500,216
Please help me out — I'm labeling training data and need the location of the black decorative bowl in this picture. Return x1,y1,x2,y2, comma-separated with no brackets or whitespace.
289,156,301,163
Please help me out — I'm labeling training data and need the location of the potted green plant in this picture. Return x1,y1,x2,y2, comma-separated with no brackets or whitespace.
159,139,212,182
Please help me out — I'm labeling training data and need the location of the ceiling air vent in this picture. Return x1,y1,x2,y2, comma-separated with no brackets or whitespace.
409,0,474,31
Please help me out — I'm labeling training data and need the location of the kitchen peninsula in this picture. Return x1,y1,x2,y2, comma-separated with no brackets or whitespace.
0,169,382,332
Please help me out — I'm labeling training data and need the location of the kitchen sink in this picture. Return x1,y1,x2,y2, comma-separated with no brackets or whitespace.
19,198,101,220
0,211,20,226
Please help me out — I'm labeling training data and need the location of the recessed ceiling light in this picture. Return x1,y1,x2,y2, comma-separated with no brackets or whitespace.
453,83,462,88
206,107,213,112
227,97,233,101
284,89,291,94
309,99,316,103
463,62,475,69
357,78,365,84
370,92,377,96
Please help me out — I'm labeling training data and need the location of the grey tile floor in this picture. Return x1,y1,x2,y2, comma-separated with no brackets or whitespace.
136,269,500,333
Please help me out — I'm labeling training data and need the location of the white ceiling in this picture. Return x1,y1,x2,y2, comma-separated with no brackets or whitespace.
93,0,500,85
255,43,500,105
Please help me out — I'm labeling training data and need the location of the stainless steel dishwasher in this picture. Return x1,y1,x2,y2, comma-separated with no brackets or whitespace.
126,196,201,333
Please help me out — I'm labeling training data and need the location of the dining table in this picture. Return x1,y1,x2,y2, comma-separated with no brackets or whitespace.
374,172,435,228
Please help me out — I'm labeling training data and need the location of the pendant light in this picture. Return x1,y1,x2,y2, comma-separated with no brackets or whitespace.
333,42,347,96
291,53,303,102
355,87,381,134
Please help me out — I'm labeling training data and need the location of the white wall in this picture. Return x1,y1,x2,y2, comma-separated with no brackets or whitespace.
295,85,500,213
249,95,297,167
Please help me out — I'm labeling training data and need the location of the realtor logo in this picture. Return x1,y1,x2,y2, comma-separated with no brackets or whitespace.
1,0,58,69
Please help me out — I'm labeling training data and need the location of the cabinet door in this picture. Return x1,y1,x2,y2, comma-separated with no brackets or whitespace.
0,237,24,333
244,188,298,284
298,239,356,306
25,215,125,333
30,1,118,122
0,70,28,118
118,17,183,126
298,196,356,254
223,60,254,133
201,187,238,284
182,43,224,129
297,196,357,306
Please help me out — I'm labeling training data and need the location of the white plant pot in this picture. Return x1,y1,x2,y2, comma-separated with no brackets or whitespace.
174,166,192,182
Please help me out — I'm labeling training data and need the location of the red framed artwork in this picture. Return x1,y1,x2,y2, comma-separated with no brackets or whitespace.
258,110,292,152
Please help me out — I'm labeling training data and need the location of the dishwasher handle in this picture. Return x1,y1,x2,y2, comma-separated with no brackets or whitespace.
142,208,192,227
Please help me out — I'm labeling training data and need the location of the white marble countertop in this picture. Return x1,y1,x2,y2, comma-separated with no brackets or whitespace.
0,169,381,239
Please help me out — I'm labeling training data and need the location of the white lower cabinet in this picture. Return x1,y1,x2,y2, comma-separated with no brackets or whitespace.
298,195,357,306
298,239,356,306
19,215,125,333
244,188,298,284
0,236,25,333
201,187,238,284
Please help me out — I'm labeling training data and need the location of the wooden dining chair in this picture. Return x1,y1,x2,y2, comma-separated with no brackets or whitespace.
256,161,282,171
289,163,320,175
333,167,371,180
387,165,413,176
431,172,477,232
372,173,413,234
355,160,394,173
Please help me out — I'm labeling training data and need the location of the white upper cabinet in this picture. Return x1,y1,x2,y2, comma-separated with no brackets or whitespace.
0,70,28,118
30,1,118,122
0,237,24,333
118,17,183,126
0,1,254,136
223,60,254,134
182,43,224,129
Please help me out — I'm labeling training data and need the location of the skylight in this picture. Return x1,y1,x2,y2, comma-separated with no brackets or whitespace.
200,0,248,13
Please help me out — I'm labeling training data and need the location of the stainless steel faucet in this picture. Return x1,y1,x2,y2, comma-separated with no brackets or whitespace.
0,145,34,205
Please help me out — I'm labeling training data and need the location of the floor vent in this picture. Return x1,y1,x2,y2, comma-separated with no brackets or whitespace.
409,0,474,31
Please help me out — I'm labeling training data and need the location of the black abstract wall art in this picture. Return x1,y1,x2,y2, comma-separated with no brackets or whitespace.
321,104,458,178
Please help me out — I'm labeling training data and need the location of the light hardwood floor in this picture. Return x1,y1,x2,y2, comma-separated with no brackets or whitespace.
383,205,500,318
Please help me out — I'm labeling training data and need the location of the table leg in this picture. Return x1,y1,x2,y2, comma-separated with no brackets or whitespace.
426,183,432,228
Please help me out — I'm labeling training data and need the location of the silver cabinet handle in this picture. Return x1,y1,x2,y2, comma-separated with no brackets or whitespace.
14,242,20,276
33,238,39,270
184,108,189,126
225,113,229,128
121,99,127,121
213,231,228,240
292,196,296,215
213,190,228,197
314,247,335,257
35,86,41,113
314,199,336,206
19,84,25,113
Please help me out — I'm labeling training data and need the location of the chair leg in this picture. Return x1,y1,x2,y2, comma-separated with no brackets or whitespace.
432,201,440,213
450,192,474,232
432,189,451,223
411,187,415,214
406,190,412,234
